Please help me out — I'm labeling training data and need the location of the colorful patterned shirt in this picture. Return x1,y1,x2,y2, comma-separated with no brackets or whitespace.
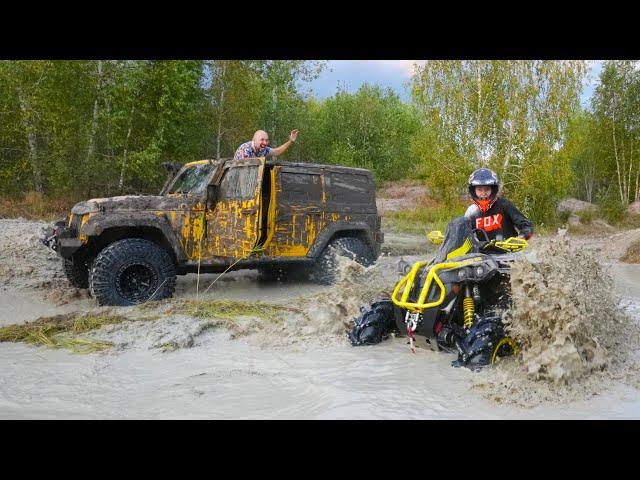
233,141,272,160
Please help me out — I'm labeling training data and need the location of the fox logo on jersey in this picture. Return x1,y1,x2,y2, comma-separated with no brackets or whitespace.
475,213,503,232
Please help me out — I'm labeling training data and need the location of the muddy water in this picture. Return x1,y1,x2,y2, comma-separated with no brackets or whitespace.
613,263,640,299
2,220,640,419
3,325,639,419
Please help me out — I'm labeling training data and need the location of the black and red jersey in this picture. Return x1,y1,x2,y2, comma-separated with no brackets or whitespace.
465,197,534,240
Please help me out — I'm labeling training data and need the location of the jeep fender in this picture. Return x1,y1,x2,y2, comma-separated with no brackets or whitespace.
81,214,188,263
306,221,378,259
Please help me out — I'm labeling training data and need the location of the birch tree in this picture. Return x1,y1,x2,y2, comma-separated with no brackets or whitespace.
411,60,586,222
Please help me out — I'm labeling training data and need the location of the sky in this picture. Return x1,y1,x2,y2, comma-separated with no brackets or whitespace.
305,60,418,101
306,60,604,108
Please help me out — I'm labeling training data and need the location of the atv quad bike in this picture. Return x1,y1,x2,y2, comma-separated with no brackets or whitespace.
348,216,527,370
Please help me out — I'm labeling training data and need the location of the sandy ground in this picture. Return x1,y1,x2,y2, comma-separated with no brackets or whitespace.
376,183,430,214
2,218,640,419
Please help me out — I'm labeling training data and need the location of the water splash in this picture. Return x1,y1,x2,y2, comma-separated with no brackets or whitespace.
476,231,640,406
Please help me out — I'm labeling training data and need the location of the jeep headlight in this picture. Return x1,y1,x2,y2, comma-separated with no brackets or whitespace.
71,201,101,215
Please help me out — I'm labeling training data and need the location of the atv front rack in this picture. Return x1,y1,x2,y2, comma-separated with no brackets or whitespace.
391,236,528,313
391,257,482,313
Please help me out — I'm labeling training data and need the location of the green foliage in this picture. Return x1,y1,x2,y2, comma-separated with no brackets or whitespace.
0,60,325,198
563,61,640,226
587,61,640,207
557,209,571,224
4,59,639,232
410,60,587,224
507,142,574,226
305,84,421,181
562,111,606,203
578,209,594,224
384,202,467,234
597,187,627,224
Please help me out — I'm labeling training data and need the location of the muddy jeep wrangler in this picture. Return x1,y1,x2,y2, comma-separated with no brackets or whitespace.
44,157,383,306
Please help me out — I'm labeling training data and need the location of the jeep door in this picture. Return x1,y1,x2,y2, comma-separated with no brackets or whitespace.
263,165,324,257
204,158,265,259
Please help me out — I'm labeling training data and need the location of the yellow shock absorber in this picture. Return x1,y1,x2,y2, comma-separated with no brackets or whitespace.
463,296,475,329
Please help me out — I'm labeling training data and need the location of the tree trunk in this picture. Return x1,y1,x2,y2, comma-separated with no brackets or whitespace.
215,61,227,159
633,139,639,201
17,88,43,193
118,105,136,191
503,120,514,173
635,158,639,202
582,163,594,203
626,136,633,204
86,60,103,163
620,129,629,203
271,86,278,144
611,101,624,204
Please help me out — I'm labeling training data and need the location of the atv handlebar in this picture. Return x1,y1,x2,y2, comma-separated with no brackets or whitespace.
480,236,528,253
470,229,528,253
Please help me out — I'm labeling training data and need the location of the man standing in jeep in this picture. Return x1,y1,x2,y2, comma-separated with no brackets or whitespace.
234,129,299,160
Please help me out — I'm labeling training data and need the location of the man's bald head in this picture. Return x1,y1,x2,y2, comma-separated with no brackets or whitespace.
252,130,270,151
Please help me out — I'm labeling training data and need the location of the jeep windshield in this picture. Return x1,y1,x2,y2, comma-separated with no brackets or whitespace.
167,163,214,195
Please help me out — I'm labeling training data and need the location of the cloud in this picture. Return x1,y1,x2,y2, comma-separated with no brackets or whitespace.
371,60,425,77
307,60,421,101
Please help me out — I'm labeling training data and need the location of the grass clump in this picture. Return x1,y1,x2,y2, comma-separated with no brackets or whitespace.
0,312,128,353
578,209,594,224
52,338,114,354
621,239,640,264
0,192,76,221
172,299,309,322
615,213,640,230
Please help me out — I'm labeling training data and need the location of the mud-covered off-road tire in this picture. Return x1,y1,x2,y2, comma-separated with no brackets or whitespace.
490,336,519,364
89,238,176,306
257,266,289,283
258,265,308,283
63,257,89,289
311,236,376,285
349,300,397,345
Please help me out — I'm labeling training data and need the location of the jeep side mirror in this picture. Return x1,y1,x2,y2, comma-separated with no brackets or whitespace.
161,162,182,174
427,230,444,245
159,162,183,195
206,184,218,206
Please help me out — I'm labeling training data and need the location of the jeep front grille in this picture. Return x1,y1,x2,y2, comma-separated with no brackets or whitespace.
69,214,82,236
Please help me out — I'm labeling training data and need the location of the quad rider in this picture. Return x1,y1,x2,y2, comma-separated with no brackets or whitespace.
464,168,533,242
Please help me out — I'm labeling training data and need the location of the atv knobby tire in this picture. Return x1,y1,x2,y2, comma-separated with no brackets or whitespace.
311,236,376,285
63,257,89,289
349,300,397,345
89,238,176,306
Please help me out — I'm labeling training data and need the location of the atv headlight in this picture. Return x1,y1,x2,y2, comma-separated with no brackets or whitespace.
476,266,484,276
457,268,468,280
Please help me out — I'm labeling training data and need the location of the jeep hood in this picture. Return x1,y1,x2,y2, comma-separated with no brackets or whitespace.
71,195,187,215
